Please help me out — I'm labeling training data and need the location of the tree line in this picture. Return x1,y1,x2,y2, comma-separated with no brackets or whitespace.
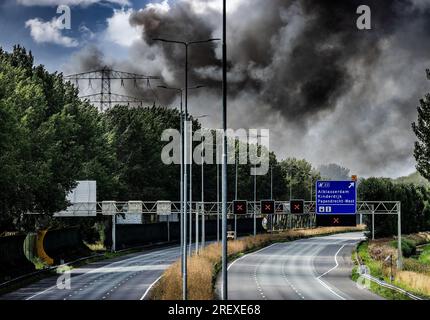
2,46,430,238
0,46,321,233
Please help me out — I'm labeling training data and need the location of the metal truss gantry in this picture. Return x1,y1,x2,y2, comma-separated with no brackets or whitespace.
53,200,403,268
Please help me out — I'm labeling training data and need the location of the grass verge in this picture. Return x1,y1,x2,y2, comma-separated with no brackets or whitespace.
150,226,364,300
354,234,430,299
352,242,411,300
418,244,430,265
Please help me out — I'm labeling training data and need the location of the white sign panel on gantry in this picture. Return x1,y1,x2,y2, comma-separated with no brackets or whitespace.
157,201,172,216
117,201,143,224
54,181,97,217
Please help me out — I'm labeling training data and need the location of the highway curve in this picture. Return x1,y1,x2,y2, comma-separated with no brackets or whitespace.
223,232,383,300
0,244,182,300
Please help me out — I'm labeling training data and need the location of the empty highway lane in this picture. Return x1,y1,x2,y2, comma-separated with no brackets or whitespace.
1,244,182,300
222,232,383,300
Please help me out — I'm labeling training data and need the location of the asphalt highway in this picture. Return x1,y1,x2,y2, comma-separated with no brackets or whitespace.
2,232,383,300
1,244,183,300
221,232,383,300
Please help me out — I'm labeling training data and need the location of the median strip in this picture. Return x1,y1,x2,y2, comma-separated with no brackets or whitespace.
149,226,364,300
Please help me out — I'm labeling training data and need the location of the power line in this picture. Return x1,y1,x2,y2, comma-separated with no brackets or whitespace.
65,66,160,111
80,93,146,108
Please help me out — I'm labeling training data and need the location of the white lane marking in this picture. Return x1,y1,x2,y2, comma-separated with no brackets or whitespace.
250,244,286,301
316,277,345,300
317,244,345,279
25,247,179,300
140,275,163,300
315,244,347,300
68,265,170,273
25,283,59,301
283,269,305,299
227,243,280,271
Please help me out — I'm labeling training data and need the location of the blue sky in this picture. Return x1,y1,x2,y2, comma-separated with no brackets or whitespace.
0,0,154,71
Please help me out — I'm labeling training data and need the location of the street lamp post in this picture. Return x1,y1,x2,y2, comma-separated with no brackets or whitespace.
252,134,266,237
234,152,238,239
201,141,205,249
270,164,274,232
289,173,292,200
157,85,184,270
270,165,273,200
254,165,257,236
221,0,228,301
198,125,210,249
213,133,223,243
156,81,207,301
191,116,207,254
189,124,192,256
217,148,220,242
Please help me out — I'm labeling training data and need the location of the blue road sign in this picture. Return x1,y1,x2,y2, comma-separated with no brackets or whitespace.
316,181,356,215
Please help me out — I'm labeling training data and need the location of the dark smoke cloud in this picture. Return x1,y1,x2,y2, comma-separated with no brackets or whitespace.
126,0,425,123
130,1,221,88
67,0,430,177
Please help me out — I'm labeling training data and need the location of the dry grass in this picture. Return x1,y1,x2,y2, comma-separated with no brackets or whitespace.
368,231,430,268
405,232,430,246
364,231,430,298
150,226,364,300
84,241,106,252
395,271,430,296
368,239,398,262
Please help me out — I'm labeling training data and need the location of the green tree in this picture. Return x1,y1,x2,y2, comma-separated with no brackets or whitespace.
318,163,351,180
278,158,320,200
358,177,430,237
103,105,183,201
0,46,116,232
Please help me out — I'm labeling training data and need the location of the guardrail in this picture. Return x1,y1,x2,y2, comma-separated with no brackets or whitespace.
359,272,424,300
355,246,424,300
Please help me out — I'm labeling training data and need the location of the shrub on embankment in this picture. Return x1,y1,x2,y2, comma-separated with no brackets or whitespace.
359,232,430,298
358,178,430,237
150,226,364,300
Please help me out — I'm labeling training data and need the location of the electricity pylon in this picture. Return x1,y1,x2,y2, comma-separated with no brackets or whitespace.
65,66,159,111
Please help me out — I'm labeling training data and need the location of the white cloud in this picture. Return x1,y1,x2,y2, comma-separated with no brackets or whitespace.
25,17,79,47
79,24,95,40
17,0,130,6
105,8,141,47
146,0,170,13
181,0,244,14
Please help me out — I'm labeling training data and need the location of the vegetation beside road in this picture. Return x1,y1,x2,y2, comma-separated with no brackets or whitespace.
358,178,430,237
150,226,364,300
354,232,430,299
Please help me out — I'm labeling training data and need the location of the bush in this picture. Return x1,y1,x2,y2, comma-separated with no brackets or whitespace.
359,178,430,237
392,239,417,257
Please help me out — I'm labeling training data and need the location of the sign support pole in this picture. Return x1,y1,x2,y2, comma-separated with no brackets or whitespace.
397,202,403,270
167,214,170,243
235,157,238,239
254,172,256,236
111,214,116,252
221,0,228,299
372,206,375,240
